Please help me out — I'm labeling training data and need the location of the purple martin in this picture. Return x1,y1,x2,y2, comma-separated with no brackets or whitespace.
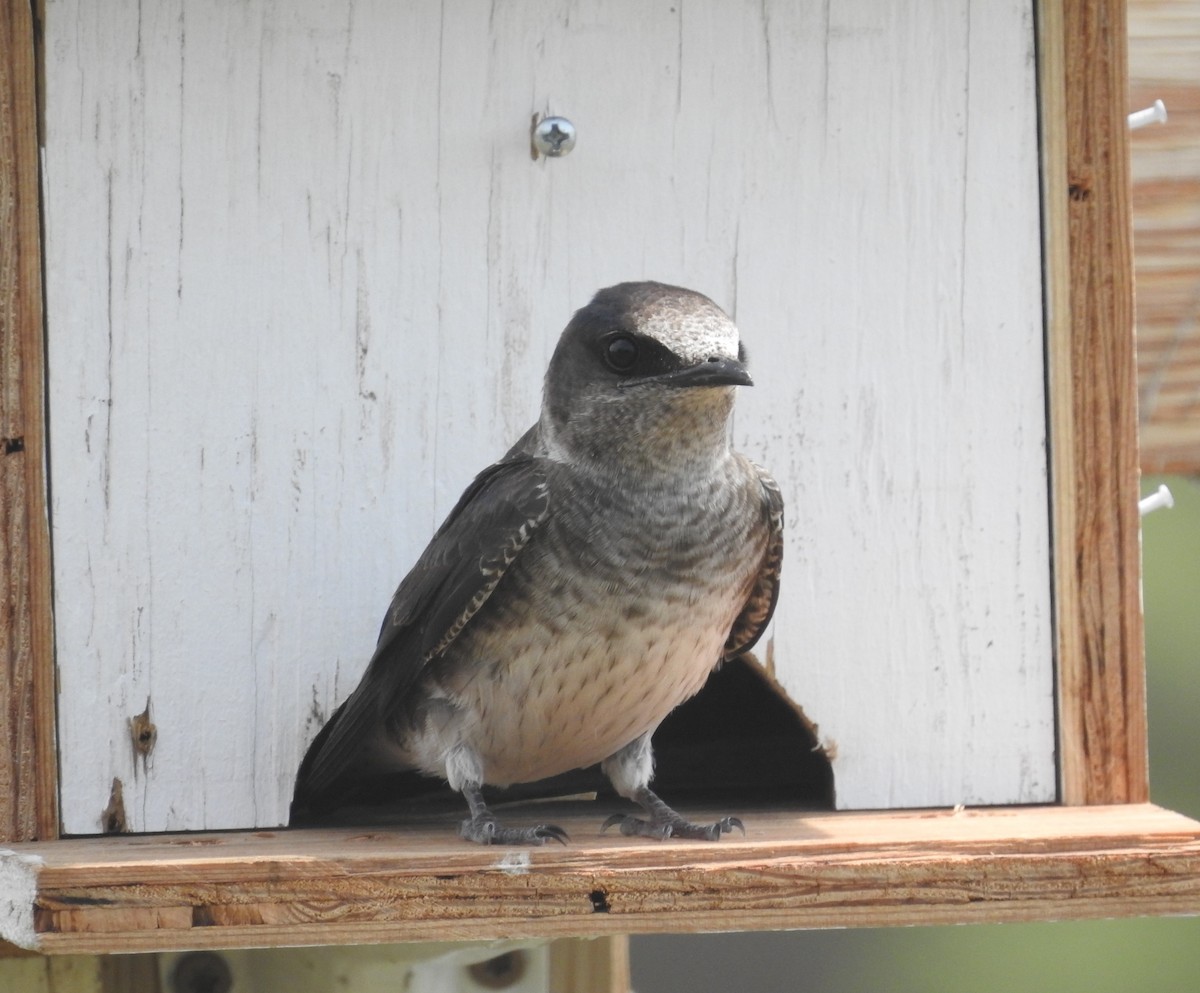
291,281,783,844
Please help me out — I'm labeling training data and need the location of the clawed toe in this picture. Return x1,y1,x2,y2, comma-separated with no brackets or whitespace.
601,811,745,841
458,781,569,845
712,816,745,838
534,823,571,845
600,786,745,840
460,816,569,846
601,812,671,840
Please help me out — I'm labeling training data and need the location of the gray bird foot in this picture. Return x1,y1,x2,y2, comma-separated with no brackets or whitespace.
458,781,568,845
459,814,569,846
601,787,745,841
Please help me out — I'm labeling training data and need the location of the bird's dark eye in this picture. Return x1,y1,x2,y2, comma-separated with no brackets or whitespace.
604,334,639,372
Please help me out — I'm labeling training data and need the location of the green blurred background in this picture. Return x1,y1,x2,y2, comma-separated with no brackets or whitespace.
632,475,1200,992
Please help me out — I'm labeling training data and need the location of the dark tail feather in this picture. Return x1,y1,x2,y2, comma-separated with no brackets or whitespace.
289,698,358,825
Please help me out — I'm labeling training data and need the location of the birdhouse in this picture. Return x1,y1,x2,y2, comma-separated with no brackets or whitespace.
3,0,1199,969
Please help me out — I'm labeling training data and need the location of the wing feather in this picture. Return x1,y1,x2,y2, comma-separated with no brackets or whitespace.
290,454,550,819
723,464,784,660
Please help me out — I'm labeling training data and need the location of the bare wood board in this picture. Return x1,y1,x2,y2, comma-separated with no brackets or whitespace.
3,803,1199,954
0,0,58,844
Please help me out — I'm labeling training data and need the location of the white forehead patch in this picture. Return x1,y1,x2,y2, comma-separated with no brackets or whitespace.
632,291,740,364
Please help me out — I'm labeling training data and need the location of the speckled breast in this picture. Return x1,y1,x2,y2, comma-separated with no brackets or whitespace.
443,457,767,786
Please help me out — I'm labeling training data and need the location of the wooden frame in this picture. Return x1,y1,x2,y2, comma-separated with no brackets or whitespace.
1042,0,1148,808
1,0,1197,955
0,0,57,845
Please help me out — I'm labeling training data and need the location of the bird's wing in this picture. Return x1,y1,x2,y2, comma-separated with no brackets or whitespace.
723,463,784,660
290,454,551,817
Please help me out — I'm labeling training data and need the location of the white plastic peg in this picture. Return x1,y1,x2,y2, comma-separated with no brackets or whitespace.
1129,100,1168,130
1139,484,1174,517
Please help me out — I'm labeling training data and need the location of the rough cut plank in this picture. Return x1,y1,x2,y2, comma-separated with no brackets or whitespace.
1128,0,1200,474
3,804,1198,954
1040,0,1148,805
0,955,109,993
549,936,630,993
0,0,58,843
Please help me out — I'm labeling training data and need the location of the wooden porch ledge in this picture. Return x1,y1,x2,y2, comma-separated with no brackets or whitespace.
3,802,1200,954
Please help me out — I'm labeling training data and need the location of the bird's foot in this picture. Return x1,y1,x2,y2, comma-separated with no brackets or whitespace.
601,787,744,841
459,814,568,845
601,811,743,840
458,779,569,845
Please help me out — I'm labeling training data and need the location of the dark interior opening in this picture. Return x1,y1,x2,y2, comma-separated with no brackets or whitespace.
649,654,835,808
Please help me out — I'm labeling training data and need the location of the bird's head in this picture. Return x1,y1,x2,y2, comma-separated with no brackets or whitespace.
539,282,751,474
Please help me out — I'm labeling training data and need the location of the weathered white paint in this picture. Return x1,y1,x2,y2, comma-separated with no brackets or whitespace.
0,849,43,949
43,0,1053,832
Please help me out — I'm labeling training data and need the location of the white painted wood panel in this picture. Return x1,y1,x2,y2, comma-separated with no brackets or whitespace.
43,0,1053,832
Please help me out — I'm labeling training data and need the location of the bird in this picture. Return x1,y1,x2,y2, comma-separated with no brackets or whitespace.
290,281,784,845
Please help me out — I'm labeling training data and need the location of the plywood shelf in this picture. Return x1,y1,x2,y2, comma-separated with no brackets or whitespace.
4,803,1199,955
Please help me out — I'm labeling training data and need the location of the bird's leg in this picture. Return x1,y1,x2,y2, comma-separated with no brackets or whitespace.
457,780,569,846
445,740,567,845
600,733,744,841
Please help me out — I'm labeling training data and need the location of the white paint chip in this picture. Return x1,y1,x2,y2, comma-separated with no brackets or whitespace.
495,852,532,875
0,850,45,950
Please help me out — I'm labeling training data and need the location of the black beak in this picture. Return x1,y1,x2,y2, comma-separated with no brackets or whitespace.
633,355,753,390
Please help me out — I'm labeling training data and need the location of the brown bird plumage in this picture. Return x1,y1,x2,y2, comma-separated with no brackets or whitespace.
291,281,783,843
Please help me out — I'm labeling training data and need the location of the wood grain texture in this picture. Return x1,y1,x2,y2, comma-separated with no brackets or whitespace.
1040,0,1149,805
0,955,108,993
1128,0,1200,474
548,937,630,993
2,803,1198,954
0,0,57,843
42,0,1055,832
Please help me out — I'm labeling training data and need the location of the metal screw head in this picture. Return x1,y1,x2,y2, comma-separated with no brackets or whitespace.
531,116,576,158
